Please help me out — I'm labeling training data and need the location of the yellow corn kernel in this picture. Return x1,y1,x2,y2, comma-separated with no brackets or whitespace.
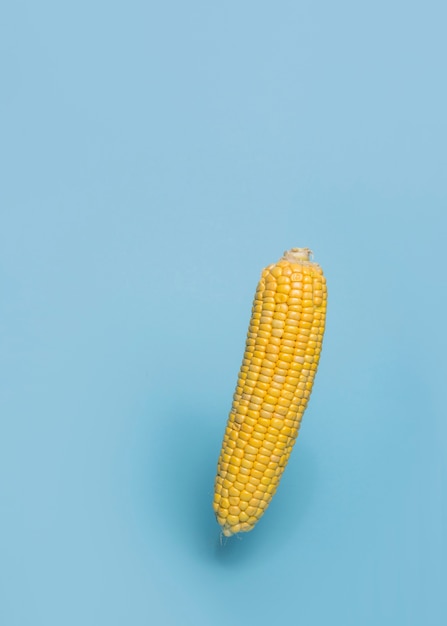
213,247,327,537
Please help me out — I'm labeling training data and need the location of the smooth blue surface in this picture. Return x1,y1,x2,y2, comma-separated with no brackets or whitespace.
1,2,446,625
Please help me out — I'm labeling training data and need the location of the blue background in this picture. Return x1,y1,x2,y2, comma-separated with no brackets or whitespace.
1,2,446,625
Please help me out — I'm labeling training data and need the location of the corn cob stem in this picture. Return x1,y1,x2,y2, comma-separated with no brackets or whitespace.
213,247,327,536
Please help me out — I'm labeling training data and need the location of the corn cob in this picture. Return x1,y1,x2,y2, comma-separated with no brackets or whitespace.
213,248,327,536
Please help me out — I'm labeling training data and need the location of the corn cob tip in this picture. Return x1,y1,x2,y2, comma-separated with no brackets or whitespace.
282,247,313,263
